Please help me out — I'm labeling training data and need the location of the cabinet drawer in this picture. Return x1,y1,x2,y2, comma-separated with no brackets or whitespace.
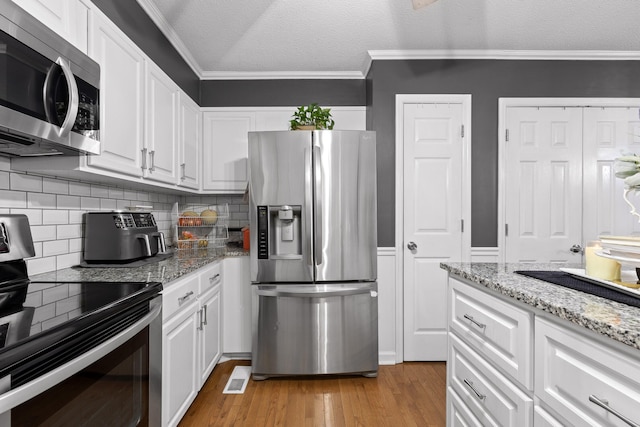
449,278,533,389
449,333,533,427
163,273,199,320
448,387,483,427
535,317,640,427
199,261,222,295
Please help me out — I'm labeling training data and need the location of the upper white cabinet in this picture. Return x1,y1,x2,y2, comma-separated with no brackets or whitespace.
12,0,90,52
178,94,201,190
202,111,255,193
87,8,145,177
144,61,179,185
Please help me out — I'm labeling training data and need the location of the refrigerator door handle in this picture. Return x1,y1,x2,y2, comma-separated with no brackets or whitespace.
255,285,373,298
305,146,314,270
313,145,323,266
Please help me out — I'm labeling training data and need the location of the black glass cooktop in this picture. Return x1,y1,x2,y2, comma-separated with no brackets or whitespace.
0,260,162,387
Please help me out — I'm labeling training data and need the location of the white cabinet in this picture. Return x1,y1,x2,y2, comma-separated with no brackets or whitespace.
178,93,201,190
12,0,90,52
202,111,255,193
447,277,534,426
222,257,252,354
144,61,179,184
87,8,145,177
197,262,222,387
161,262,222,427
162,273,200,427
535,316,640,427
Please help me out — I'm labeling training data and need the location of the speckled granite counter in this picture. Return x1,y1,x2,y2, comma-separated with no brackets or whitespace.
29,247,249,286
441,262,640,351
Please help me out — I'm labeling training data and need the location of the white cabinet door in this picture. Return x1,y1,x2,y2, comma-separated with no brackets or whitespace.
145,61,179,184
162,301,199,427
12,0,89,52
178,94,201,190
197,285,221,388
222,257,252,354
87,9,145,177
202,112,255,193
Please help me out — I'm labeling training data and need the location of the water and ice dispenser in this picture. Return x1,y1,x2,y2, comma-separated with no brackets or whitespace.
256,205,302,259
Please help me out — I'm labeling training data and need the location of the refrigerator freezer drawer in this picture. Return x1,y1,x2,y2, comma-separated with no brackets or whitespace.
251,282,379,379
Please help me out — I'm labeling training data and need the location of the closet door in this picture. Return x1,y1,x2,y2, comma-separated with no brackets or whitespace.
504,107,584,263
583,107,640,241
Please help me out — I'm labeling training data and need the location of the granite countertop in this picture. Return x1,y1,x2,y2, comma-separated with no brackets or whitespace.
30,247,249,286
441,262,640,351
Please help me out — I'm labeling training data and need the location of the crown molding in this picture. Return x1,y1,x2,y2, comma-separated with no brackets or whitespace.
136,0,204,76
200,70,364,80
367,49,640,61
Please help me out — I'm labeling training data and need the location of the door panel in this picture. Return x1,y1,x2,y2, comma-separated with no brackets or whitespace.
504,107,583,263
403,102,464,361
314,130,377,282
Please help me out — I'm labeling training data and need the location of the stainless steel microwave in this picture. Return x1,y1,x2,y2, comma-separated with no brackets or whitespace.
0,2,100,157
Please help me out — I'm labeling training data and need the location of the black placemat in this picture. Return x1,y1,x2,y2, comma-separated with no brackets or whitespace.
515,270,640,309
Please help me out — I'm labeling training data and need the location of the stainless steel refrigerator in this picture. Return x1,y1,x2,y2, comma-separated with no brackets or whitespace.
248,130,378,380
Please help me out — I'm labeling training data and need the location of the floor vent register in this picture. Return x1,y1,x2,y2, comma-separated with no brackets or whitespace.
223,366,252,394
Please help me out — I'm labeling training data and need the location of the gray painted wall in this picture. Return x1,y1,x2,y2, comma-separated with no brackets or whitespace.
91,0,200,101
368,59,640,248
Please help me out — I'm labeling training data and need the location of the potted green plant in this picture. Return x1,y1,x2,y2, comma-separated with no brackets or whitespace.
289,103,335,130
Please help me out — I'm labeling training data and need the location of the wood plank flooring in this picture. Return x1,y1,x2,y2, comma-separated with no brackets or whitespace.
179,360,447,427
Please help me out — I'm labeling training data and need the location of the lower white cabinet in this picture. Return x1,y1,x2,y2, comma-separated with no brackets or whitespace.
222,257,252,354
535,316,640,427
162,261,222,427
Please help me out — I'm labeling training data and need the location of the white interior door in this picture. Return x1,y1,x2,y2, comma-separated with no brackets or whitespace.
403,101,465,361
583,107,640,241
504,107,584,263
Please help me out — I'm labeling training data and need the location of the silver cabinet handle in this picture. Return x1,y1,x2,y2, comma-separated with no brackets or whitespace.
589,395,640,427
181,163,186,180
178,290,194,305
463,314,486,329
407,241,417,251
463,378,486,401
570,244,583,253
202,304,208,326
141,148,148,170
209,273,221,285
197,308,204,330
149,150,156,172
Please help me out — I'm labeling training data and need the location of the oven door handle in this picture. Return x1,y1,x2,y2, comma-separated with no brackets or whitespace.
0,298,162,414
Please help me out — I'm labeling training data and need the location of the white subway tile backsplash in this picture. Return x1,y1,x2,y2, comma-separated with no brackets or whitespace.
31,225,56,242
27,256,57,275
43,240,69,257
108,187,124,199
0,171,9,189
80,197,100,210
69,238,82,253
43,209,68,225
123,189,137,200
28,192,56,209
69,181,91,196
57,252,81,270
11,173,42,192
43,177,69,195
10,208,42,225
91,185,110,198
100,198,117,210
0,157,9,171
57,195,81,209
0,189,27,208
69,210,84,224
57,224,82,239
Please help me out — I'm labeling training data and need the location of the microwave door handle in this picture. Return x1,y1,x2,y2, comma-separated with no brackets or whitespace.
55,57,79,137
313,145,323,266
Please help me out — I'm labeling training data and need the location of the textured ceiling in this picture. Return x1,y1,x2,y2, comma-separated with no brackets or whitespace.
137,0,640,79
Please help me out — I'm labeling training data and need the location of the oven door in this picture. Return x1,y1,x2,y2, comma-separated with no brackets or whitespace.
0,296,161,426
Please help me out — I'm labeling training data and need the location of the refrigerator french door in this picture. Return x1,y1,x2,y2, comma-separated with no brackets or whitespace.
248,130,378,379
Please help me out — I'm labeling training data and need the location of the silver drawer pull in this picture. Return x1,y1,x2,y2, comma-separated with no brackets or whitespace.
209,273,220,284
197,308,204,330
463,378,486,401
202,304,208,325
463,314,486,329
589,395,640,427
178,290,194,305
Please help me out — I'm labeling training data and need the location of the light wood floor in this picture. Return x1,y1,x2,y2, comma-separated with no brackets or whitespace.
178,360,447,427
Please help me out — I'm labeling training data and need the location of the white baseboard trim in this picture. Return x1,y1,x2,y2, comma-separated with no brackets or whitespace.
379,352,398,366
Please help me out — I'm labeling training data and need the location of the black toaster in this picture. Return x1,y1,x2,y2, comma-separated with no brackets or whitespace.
83,211,166,263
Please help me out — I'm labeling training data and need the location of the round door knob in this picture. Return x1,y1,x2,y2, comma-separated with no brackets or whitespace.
569,244,583,253
407,241,417,251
